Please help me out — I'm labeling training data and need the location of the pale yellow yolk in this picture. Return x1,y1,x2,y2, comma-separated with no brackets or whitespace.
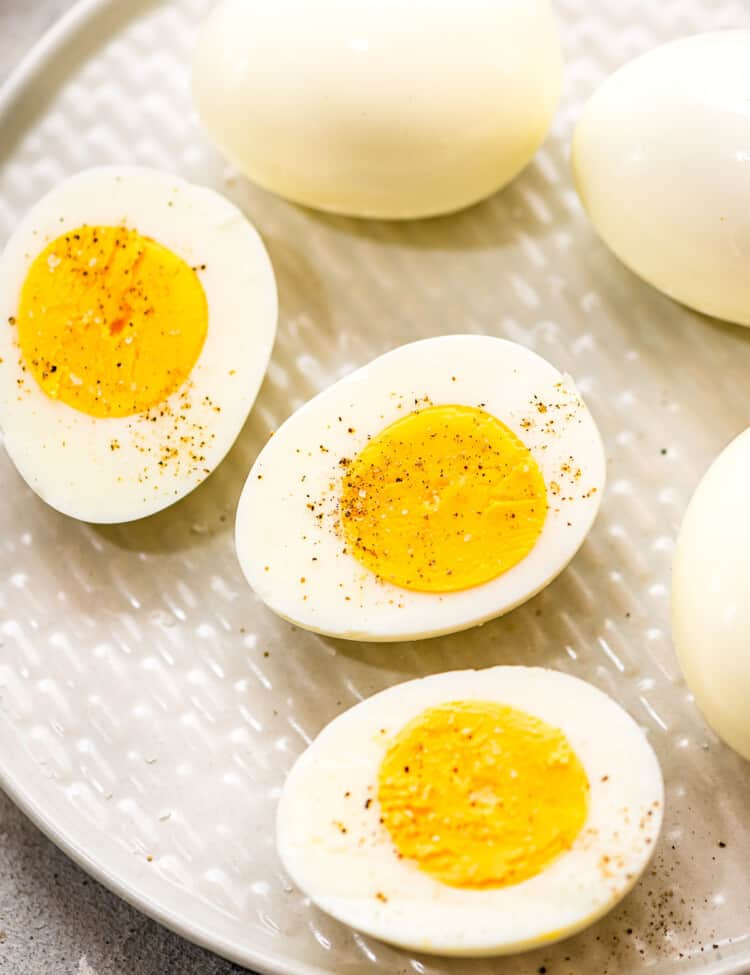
377,700,589,889
16,225,208,418
340,404,547,592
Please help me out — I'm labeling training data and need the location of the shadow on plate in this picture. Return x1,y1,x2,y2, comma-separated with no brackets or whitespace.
295,153,570,256
318,551,601,680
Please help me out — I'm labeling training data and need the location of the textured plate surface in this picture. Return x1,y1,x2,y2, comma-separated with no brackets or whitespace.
1,1,749,974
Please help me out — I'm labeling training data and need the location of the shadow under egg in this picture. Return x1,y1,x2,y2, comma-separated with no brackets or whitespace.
318,541,608,681
295,147,572,256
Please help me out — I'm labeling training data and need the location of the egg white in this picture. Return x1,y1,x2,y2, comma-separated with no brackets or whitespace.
0,166,277,522
193,0,561,218
572,30,750,326
277,666,664,957
235,335,605,641
672,427,750,761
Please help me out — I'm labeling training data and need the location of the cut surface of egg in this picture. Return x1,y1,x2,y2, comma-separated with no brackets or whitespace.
672,427,750,762
235,335,605,641
277,666,664,956
0,166,277,522
192,0,562,219
572,30,750,326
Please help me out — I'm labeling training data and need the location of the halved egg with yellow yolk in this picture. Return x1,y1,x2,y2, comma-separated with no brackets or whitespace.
276,666,664,956
235,335,605,641
0,166,276,522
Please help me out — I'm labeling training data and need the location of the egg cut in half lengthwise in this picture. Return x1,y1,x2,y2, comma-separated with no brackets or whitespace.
277,666,664,956
236,335,606,641
0,167,277,523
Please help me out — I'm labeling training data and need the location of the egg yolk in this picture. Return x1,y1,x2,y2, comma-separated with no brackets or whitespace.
377,700,589,889
340,404,547,592
16,225,208,418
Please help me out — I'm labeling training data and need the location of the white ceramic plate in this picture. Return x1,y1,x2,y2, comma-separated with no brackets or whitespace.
1,1,749,973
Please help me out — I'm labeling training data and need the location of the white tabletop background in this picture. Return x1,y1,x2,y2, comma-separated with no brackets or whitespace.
0,3,249,973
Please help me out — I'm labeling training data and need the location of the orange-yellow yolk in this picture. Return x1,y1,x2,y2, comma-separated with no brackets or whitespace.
340,404,547,592
377,700,589,889
16,225,208,418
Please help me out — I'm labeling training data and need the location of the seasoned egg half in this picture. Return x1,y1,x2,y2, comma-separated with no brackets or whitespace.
277,666,664,956
0,166,277,523
235,336,605,641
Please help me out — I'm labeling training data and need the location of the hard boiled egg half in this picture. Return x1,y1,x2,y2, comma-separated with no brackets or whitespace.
235,335,605,641
278,666,664,956
0,166,277,522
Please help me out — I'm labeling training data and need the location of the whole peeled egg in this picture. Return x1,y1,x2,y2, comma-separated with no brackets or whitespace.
672,428,750,762
192,0,562,219
572,31,750,326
